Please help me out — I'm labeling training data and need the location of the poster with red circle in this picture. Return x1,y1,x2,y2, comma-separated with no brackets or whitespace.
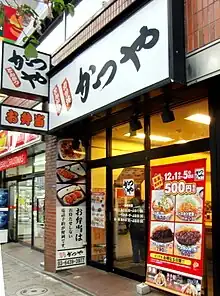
146,159,206,296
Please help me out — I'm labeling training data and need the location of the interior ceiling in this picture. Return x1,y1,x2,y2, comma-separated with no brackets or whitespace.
97,99,209,147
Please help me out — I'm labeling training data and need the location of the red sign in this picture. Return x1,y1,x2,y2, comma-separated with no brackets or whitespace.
0,149,27,171
0,5,23,42
0,131,40,158
146,159,206,296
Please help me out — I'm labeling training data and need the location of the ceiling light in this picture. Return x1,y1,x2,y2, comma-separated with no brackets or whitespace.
124,133,173,142
185,114,210,125
150,135,173,142
175,139,188,144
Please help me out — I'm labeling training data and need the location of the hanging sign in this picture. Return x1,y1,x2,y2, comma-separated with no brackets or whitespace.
146,159,206,296
0,105,48,133
56,138,87,270
0,42,50,99
49,0,185,130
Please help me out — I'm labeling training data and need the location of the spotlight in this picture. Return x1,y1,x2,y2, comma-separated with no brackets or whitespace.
161,103,175,123
129,116,142,133
72,138,80,150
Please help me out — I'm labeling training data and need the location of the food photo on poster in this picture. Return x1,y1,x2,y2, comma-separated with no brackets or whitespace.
146,159,206,296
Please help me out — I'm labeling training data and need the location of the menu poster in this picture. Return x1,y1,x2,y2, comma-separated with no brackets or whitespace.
146,159,206,296
56,138,87,270
56,206,86,270
91,192,105,229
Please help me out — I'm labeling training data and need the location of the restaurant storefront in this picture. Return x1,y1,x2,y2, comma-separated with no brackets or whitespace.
43,0,219,295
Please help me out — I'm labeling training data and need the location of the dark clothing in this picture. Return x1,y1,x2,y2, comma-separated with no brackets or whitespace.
128,198,146,263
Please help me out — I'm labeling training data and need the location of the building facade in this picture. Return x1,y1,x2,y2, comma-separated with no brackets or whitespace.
3,0,220,296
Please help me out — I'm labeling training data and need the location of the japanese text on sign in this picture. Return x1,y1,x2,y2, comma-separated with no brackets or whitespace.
0,105,48,132
53,26,159,115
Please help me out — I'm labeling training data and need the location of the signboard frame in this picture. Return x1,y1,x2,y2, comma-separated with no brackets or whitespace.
48,0,185,132
0,104,49,134
0,42,51,100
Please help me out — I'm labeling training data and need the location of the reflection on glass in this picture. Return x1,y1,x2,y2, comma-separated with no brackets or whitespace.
34,153,45,172
6,167,17,178
18,180,32,245
7,182,17,241
113,165,145,277
150,100,209,148
150,152,213,296
91,131,106,160
91,168,106,263
112,120,144,156
18,158,33,175
34,176,45,250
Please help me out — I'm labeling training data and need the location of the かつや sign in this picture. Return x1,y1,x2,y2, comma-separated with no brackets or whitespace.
0,42,50,99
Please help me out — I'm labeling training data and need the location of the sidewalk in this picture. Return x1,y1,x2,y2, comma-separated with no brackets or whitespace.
2,243,162,296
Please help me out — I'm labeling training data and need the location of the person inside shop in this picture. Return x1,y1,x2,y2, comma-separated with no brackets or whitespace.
127,187,146,264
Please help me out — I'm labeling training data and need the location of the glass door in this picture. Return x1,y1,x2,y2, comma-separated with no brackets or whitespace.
17,180,33,245
112,165,146,278
90,168,107,265
7,181,17,242
33,176,45,250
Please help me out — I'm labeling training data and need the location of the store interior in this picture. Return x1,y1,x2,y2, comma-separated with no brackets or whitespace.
90,99,213,295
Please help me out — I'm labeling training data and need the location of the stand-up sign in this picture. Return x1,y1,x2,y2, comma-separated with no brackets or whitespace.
146,159,206,296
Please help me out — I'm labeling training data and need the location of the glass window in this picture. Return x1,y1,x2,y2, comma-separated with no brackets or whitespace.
6,167,17,178
112,165,146,277
37,18,65,54
112,119,144,156
18,180,33,245
34,176,45,250
34,153,45,172
150,152,212,296
150,99,209,148
91,131,106,160
7,181,17,241
18,158,33,175
91,167,106,263
66,0,107,40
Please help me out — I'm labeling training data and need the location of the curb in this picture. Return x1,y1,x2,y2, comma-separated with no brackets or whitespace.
3,251,96,296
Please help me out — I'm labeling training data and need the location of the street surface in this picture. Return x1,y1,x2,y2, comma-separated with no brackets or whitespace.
2,250,86,296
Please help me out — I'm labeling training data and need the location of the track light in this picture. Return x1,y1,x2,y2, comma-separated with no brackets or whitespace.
129,115,142,134
161,102,175,123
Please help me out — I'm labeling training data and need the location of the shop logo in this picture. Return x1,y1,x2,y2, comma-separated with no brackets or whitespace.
123,179,135,196
194,168,205,181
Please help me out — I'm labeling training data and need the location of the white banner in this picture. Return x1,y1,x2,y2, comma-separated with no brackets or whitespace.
49,0,171,130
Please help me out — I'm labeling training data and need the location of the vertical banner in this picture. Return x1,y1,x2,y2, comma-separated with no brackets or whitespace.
56,138,87,270
146,159,206,296
0,189,9,244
